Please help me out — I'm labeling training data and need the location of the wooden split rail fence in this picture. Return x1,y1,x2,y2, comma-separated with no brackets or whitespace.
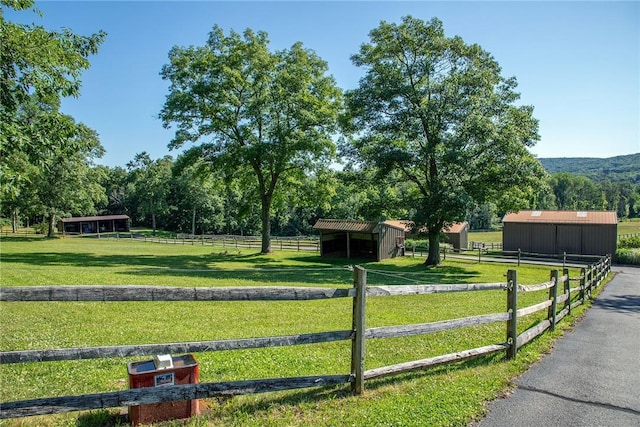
0,255,611,419
144,234,321,252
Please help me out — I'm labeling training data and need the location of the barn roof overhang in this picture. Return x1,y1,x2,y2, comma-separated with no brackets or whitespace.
60,215,130,223
313,219,406,233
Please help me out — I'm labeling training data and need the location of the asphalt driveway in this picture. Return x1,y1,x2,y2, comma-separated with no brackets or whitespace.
478,265,640,426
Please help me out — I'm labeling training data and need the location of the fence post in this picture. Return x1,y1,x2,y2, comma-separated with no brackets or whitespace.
563,268,570,315
518,249,521,266
351,265,367,395
548,270,559,331
579,267,586,303
506,269,518,359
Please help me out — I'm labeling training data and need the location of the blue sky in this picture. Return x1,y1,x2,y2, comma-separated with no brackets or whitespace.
6,1,639,167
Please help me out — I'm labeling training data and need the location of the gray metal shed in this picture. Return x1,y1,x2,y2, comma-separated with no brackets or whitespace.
313,219,406,261
502,211,617,259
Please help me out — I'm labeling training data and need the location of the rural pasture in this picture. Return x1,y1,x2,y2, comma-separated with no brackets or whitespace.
0,236,609,426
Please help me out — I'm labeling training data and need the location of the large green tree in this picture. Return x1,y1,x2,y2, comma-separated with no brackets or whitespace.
343,16,545,265
160,26,342,253
30,113,106,237
95,165,129,215
0,0,105,198
126,152,173,235
170,153,225,235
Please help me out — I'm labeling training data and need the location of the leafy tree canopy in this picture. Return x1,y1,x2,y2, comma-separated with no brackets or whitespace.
0,0,106,205
343,16,546,265
160,25,342,253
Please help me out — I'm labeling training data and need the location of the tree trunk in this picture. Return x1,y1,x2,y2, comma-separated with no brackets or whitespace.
191,206,196,236
12,207,18,233
260,194,272,254
424,229,441,266
47,213,56,238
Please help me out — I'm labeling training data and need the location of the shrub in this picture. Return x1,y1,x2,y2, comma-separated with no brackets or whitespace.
616,248,640,265
618,235,640,249
405,239,429,251
33,221,48,234
404,239,453,253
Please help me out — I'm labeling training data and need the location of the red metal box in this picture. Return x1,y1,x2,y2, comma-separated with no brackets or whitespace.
128,354,200,426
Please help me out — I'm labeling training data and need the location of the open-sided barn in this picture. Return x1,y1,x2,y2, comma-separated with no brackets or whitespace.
59,215,130,235
502,210,617,259
313,219,405,261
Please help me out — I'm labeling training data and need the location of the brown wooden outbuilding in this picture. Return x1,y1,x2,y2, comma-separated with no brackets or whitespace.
313,219,405,261
59,215,131,235
443,222,469,251
502,210,617,259
398,220,469,251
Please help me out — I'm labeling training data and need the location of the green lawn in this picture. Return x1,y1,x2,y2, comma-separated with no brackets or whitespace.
467,230,502,245
0,236,604,426
618,219,640,236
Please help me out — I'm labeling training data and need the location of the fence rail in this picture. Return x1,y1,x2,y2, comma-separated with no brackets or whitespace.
36,230,622,267
0,255,611,419
156,234,321,252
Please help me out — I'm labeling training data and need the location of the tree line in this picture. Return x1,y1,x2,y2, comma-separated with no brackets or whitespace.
540,154,640,184
5,152,638,238
3,2,637,264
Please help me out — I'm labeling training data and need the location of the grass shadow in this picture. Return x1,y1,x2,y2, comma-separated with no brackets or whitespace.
0,236,47,242
75,409,128,427
1,251,483,286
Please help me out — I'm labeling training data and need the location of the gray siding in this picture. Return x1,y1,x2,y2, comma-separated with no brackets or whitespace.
379,225,405,260
444,224,468,251
557,225,581,254
582,224,617,258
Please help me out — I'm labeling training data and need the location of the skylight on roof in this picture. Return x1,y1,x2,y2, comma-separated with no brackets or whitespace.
531,211,542,216
577,211,588,218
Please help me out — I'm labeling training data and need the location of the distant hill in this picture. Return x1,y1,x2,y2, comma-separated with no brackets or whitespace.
539,153,640,183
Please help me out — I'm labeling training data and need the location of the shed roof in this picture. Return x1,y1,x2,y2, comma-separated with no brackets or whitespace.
444,222,469,234
313,219,405,233
60,215,130,223
381,220,413,231
394,220,468,234
502,211,617,225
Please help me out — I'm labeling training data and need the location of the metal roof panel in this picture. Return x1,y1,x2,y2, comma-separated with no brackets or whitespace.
502,211,617,225
60,215,130,223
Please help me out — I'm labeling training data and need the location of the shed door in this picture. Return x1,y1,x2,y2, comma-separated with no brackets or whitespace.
530,224,556,254
557,225,581,255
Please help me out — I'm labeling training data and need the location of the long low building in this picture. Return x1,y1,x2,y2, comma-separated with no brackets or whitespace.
59,215,130,235
502,210,617,259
